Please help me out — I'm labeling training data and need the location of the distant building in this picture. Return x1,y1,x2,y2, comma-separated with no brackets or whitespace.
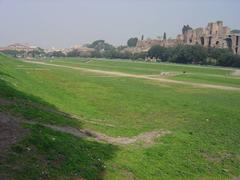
0,43,39,52
136,21,240,55
0,43,44,58
71,45,94,53
180,21,240,54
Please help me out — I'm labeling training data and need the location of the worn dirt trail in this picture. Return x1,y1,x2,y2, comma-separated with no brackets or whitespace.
1,98,169,146
232,69,240,76
23,60,240,91
25,121,170,146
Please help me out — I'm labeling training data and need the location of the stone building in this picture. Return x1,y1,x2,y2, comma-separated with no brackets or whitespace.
178,21,240,54
136,21,240,55
136,36,180,51
0,43,39,52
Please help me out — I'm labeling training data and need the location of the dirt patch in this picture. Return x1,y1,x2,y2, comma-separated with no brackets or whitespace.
0,98,14,106
26,122,170,146
232,176,240,180
232,69,240,76
90,129,171,146
85,60,93,64
0,174,9,180
0,112,27,153
146,72,179,78
1,97,170,147
202,151,235,164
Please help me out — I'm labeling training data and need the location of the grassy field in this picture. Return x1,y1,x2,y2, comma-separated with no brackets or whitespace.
43,58,240,88
0,55,240,179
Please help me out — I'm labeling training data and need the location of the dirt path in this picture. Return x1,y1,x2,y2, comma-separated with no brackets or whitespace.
25,121,170,146
1,95,170,146
22,60,240,91
232,69,240,76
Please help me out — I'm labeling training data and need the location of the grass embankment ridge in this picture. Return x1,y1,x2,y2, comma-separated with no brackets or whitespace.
0,54,240,179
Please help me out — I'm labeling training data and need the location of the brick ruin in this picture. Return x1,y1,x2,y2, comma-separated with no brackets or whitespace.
136,21,240,55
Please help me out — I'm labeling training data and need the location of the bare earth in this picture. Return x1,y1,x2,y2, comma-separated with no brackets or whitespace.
0,112,27,153
232,69,240,76
23,60,240,91
26,121,170,146
1,97,170,147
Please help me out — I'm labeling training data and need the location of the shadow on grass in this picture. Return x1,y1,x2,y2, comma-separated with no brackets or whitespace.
1,124,118,180
0,66,82,128
0,55,119,179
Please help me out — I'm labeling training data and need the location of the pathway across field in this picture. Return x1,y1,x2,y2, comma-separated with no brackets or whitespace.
23,60,240,91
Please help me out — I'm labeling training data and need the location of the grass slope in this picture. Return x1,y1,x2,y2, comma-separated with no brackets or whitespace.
0,54,240,179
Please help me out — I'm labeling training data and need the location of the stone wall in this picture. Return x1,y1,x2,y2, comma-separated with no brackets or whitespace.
136,21,240,54
183,21,240,54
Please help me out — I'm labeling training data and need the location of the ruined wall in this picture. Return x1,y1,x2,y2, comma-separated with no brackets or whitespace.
230,34,240,55
136,38,180,50
136,21,239,54
136,39,164,49
184,21,226,48
182,21,240,54
238,35,240,55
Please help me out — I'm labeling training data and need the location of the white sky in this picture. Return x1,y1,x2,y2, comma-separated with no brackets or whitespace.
0,0,239,48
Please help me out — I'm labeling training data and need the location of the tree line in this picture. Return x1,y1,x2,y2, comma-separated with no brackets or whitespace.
148,44,240,68
1,39,240,68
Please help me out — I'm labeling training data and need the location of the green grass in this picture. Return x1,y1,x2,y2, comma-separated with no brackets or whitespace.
45,58,233,76
43,58,240,88
0,54,240,179
0,124,117,180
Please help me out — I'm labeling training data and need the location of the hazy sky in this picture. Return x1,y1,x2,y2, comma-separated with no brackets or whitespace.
0,0,239,48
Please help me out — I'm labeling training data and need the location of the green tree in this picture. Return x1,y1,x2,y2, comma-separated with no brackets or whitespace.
218,53,240,67
230,29,240,34
127,38,138,47
148,45,168,61
67,49,80,57
171,45,207,64
163,32,167,40
48,51,65,57
88,40,115,51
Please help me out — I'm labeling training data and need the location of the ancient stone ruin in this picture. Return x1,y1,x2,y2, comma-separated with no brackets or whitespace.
136,21,240,55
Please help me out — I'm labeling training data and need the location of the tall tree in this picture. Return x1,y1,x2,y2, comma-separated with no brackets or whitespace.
163,32,167,40
148,45,168,60
127,38,138,47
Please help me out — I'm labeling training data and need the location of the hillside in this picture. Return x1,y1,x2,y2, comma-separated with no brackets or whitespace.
0,54,240,179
